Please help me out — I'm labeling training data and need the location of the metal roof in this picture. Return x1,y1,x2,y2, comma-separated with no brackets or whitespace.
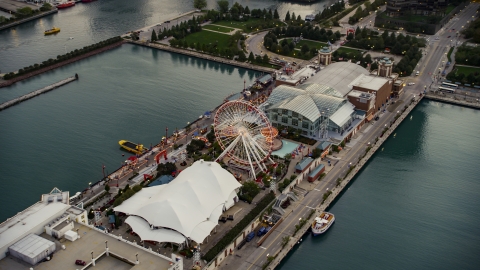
266,84,347,123
309,62,370,97
295,157,313,171
329,102,355,127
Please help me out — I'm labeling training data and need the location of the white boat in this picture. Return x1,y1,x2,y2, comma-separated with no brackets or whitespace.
311,212,335,235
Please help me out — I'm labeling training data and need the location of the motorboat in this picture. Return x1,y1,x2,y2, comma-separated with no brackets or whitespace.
119,140,146,155
44,27,61,35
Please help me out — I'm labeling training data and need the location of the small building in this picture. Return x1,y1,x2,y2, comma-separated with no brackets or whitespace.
316,141,331,158
305,14,315,22
347,90,376,121
318,47,332,66
8,234,56,265
308,164,325,182
46,218,74,239
258,74,273,86
295,157,313,173
351,74,391,114
393,79,404,96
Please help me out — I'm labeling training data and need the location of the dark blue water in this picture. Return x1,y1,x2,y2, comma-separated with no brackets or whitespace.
0,43,260,221
279,100,480,269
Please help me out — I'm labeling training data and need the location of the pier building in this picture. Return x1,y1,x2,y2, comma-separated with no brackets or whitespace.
114,160,241,248
264,62,401,143
0,188,181,269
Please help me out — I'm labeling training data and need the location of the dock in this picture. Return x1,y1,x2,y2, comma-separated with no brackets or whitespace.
0,75,77,111
0,9,58,31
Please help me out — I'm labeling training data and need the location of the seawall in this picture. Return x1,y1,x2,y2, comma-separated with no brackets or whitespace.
0,40,125,88
424,93,480,109
127,40,277,74
0,9,58,31
267,95,424,269
0,75,77,111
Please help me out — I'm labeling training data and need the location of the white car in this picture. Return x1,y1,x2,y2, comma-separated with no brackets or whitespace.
408,82,415,86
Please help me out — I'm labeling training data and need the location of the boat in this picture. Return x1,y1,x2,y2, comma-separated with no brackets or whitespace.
44,27,61,35
119,140,146,155
311,212,335,235
57,1,75,9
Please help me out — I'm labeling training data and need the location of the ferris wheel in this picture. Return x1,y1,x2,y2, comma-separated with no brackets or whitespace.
214,100,274,176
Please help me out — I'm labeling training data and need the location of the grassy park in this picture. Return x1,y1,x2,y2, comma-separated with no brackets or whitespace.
202,24,235,33
284,38,328,50
181,30,231,50
455,65,480,77
213,18,283,33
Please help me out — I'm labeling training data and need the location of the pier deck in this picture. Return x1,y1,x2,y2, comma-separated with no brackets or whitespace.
0,75,77,111
0,0,39,13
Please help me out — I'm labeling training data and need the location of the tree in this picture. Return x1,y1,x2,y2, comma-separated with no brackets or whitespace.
347,33,354,41
105,184,110,192
238,51,247,62
364,54,372,63
151,29,157,41
274,9,279,19
194,0,207,10
262,54,270,64
312,148,322,158
291,12,296,21
217,0,229,13
248,51,255,62
301,44,309,54
40,3,52,11
285,11,290,21
244,6,250,15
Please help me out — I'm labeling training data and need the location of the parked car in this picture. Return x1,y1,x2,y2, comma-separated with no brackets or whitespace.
257,227,267,236
246,231,255,242
374,116,379,121
75,260,86,266
408,82,415,86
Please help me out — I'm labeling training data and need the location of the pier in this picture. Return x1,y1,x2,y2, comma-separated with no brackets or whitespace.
0,75,77,111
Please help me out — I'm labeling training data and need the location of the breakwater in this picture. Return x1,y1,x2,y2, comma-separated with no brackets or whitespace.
0,40,125,88
424,93,480,109
128,40,277,74
267,95,424,269
0,9,58,31
0,75,77,111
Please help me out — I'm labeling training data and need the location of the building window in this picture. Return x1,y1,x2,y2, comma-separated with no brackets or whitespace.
292,112,299,117
282,109,289,115
281,116,288,124
292,119,298,126
273,114,278,121
302,122,309,129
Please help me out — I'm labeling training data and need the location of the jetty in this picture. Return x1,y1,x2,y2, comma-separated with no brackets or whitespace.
0,75,77,111
424,93,480,109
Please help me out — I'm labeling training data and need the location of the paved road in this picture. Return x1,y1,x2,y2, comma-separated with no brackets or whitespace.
230,4,480,269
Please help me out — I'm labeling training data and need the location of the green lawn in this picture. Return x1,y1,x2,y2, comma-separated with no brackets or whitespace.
284,38,328,50
213,18,283,33
180,30,231,50
202,24,234,33
455,65,480,76
447,47,454,62
336,46,364,55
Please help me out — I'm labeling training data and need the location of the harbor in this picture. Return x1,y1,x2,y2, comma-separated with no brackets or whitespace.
1,0,480,269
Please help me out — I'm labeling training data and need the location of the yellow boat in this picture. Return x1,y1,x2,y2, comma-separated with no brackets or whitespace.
119,140,146,155
44,27,60,35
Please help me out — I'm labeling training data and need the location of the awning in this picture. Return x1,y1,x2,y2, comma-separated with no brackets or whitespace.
366,114,374,121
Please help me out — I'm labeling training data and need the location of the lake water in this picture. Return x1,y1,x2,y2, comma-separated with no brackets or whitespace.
0,0,336,72
278,100,480,270
0,43,260,221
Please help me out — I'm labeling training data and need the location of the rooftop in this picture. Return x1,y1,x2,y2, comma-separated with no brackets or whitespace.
308,62,370,97
295,157,313,171
0,223,177,270
276,66,315,84
351,74,389,91
348,90,375,99
0,201,70,250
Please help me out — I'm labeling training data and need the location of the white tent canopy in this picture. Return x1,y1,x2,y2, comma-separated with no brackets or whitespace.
115,160,241,244
125,216,186,244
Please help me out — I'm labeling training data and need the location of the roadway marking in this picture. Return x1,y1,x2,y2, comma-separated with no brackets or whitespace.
305,206,315,209
259,246,266,250
314,188,321,191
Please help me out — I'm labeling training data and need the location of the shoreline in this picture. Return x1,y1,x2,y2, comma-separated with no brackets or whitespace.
0,9,58,31
128,40,277,74
0,40,125,88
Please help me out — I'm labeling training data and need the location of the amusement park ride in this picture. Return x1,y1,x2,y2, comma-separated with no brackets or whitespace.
213,100,278,179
